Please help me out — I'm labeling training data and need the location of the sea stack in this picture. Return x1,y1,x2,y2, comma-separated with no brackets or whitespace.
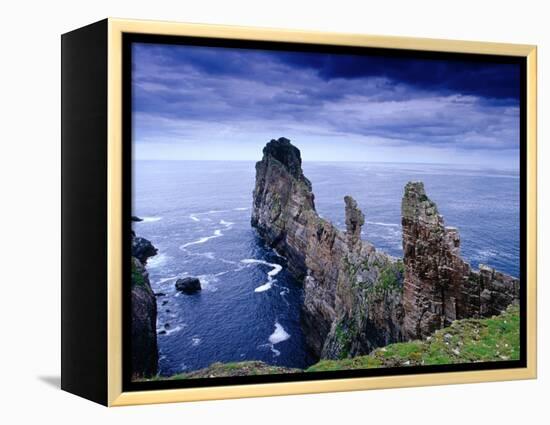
251,137,402,357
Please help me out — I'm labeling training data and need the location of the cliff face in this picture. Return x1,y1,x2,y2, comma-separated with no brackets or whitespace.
252,138,520,361
252,138,403,357
401,182,520,339
131,234,159,378
251,138,345,353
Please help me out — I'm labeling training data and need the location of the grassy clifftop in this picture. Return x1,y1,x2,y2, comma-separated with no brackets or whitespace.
143,361,301,380
144,305,519,380
307,305,519,372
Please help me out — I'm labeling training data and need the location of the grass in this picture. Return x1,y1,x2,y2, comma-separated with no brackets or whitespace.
142,306,520,380
140,361,301,381
131,259,146,287
307,305,519,372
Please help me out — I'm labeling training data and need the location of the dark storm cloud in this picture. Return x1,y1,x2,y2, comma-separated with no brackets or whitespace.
276,52,520,101
132,43,520,161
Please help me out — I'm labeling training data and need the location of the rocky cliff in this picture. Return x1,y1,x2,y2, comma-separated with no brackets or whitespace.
252,138,404,357
131,233,159,378
252,138,520,360
401,182,520,339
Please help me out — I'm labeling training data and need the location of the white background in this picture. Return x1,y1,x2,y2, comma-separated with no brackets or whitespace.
0,0,546,423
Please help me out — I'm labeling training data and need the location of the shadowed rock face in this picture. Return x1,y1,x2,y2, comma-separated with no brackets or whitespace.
251,138,520,361
131,234,159,378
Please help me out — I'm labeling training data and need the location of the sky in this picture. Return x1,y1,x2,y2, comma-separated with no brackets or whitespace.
132,42,521,169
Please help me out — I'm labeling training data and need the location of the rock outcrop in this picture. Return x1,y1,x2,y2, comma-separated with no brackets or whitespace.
401,182,520,339
175,277,202,294
131,234,159,378
251,138,520,361
132,235,158,264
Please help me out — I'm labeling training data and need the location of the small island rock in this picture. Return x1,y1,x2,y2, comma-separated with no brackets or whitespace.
176,277,202,294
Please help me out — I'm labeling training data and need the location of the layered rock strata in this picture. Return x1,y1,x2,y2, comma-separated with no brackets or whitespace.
401,182,520,339
252,138,520,360
252,138,403,357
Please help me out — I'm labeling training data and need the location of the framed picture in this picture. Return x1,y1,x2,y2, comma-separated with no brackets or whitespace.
61,18,537,406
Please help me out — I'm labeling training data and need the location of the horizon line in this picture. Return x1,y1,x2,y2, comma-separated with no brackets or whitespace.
132,158,519,171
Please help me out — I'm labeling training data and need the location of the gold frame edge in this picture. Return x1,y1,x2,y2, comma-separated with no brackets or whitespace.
106,18,537,407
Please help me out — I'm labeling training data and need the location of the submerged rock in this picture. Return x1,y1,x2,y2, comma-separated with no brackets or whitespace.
175,277,202,294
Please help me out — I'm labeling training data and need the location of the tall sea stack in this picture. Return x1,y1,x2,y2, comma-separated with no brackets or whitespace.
251,137,403,357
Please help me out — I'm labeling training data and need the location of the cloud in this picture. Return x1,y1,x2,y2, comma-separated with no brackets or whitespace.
131,43,520,167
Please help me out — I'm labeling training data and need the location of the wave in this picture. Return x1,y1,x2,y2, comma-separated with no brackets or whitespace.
272,248,286,259
188,210,231,222
180,229,223,249
254,282,273,292
196,274,220,292
146,253,170,269
156,275,180,284
191,337,201,347
234,207,249,211
366,221,400,228
241,259,283,293
158,324,183,336
140,216,162,223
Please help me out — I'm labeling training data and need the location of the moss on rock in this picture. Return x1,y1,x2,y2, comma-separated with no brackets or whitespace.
308,305,519,372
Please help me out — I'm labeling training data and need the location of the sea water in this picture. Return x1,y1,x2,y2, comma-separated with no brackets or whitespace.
132,160,519,375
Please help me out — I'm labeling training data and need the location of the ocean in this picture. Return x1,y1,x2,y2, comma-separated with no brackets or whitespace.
132,160,520,376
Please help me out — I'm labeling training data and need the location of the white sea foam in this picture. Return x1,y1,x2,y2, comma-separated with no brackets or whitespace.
269,322,290,345
254,282,273,292
156,275,179,284
195,274,220,291
140,216,162,223
189,214,200,222
146,253,169,269
366,221,400,227
241,259,283,293
220,219,234,227
191,337,201,347
266,322,290,356
272,248,286,259
279,287,290,306
159,325,182,336
180,229,223,249
234,207,249,211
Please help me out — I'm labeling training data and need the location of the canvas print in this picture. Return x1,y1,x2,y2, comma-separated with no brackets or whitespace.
129,41,522,382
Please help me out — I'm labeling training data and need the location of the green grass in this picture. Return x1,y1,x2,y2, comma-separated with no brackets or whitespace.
141,306,520,380
307,305,519,372
131,260,146,287
139,361,301,381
